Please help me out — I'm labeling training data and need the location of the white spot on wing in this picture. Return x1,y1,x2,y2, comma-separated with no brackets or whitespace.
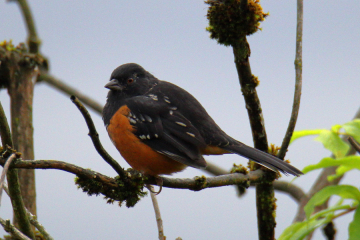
186,132,195,137
144,115,152,122
129,118,136,124
175,121,187,127
148,94,158,101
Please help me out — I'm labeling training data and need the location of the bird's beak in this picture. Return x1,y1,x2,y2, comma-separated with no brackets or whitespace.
105,79,124,91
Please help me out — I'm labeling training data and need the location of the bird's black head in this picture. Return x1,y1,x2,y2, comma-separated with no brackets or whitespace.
105,63,157,97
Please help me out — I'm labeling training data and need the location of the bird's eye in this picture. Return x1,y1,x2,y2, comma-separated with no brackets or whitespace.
127,78,134,84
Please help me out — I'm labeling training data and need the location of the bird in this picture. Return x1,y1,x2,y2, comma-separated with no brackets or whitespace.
102,63,303,177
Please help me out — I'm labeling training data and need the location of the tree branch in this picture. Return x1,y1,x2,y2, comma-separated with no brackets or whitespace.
8,0,40,53
231,4,275,240
205,162,306,202
0,102,35,239
278,0,303,160
0,156,267,191
6,43,38,230
348,137,360,154
0,218,32,240
70,96,126,178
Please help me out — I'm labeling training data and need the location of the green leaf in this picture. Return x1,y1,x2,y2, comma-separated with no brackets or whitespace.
343,119,360,143
349,206,360,240
328,164,360,181
331,124,343,132
302,156,360,178
315,130,350,158
279,204,351,240
278,217,331,240
290,129,324,144
304,185,360,219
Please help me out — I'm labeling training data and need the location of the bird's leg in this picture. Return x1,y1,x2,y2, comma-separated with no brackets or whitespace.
146,176,163,195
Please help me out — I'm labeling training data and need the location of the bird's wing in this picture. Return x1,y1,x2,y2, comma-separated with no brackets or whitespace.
124,95,207,169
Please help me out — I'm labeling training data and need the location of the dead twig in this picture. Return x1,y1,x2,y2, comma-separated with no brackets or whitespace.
0,153,16,207
147,184,165,240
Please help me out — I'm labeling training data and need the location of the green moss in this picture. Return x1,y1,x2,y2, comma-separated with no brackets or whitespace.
230,163,249,175
192,175,207,191
252,75,260,87
75,168,147,208
231,164,250,195
205,0,268,46
0,146,17,159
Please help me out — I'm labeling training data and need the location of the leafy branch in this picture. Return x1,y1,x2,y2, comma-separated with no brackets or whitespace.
280,119,360,239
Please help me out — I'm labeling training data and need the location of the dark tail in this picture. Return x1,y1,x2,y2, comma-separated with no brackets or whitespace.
223,143,303,177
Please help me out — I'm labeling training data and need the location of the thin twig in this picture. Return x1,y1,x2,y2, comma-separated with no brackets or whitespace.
278,0,303,160
332,206,357,220
348,137,360,154
0,153,16,206
147,184,165,240
0,218,32,240
70,96,126,178
38,73,103,113
3,183,54,240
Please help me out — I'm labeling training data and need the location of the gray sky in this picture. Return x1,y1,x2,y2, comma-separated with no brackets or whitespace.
1,1,360,239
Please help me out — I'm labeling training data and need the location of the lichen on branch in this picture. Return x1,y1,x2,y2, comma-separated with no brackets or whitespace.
205,0,268,46
75,168,147,208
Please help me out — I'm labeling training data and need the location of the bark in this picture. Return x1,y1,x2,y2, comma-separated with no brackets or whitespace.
7,50,37,228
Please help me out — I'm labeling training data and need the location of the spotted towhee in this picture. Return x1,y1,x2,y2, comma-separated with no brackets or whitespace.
103,63,303,177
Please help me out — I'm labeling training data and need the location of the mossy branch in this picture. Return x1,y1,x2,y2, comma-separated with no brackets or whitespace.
0,156,264,190
205,1,276,239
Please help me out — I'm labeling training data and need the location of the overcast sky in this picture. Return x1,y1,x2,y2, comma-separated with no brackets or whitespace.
1,1,360,239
